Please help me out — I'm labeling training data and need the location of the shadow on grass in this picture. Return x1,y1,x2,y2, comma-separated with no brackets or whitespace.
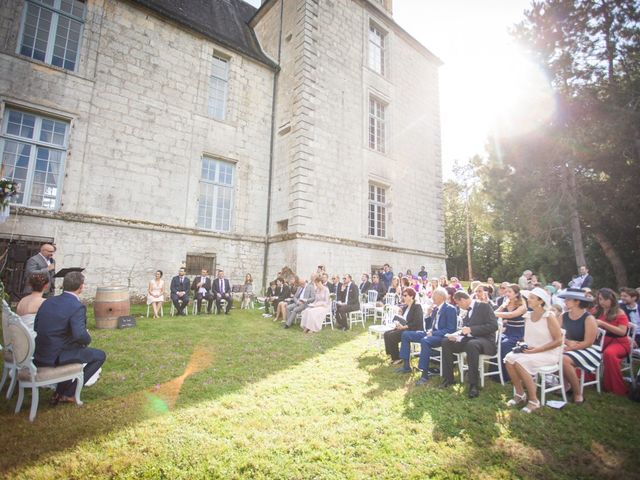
0,306,356,473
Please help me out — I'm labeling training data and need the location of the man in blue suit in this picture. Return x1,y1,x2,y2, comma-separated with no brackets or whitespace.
398,287,458,384
34,272,106,404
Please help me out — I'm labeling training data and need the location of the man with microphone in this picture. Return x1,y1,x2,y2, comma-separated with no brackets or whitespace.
24,243,56,297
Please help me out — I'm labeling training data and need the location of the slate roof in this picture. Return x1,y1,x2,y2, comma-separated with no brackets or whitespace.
129,0,278,69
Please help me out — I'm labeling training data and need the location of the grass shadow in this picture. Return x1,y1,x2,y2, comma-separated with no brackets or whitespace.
0,306,356,474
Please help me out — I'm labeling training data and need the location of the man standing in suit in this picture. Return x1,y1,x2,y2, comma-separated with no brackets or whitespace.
212,269,232,314
359,273,372,295
34,272,106,404
398,287,458,384
568,265,593,289
335,274,360,331
380,264,393,290
24,243,56,297
284,276,315,328
170,267,190,316
440,291,498,398
192,268,213,314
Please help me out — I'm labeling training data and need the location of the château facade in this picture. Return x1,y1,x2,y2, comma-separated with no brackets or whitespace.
0,0,445,296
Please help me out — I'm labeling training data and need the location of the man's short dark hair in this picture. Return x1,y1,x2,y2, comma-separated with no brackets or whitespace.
621,287,639,299
63,272,85,291
362,273,369,280
453,291,470,301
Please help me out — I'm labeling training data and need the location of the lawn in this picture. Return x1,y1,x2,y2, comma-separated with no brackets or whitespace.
1,306,639,479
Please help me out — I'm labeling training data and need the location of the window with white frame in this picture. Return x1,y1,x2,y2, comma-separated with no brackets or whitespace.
18,0,86,71
368,22,386,75
369,96,386,153
368,183,387,238
0,108,69,210
208,54,229,120
197,157,234,232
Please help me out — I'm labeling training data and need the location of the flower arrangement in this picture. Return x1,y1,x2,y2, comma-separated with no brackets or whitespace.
0,179,18,207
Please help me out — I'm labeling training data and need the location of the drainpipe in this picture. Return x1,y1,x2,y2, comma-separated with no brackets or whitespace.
262,0,285,291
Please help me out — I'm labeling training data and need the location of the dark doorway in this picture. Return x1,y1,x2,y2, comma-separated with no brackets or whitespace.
0,235,54,304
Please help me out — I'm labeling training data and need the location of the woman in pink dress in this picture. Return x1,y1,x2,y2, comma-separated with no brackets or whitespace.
504,287,563,413
301,277,331,333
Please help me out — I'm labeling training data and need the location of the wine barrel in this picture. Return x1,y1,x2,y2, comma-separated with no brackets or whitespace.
94,286,130,329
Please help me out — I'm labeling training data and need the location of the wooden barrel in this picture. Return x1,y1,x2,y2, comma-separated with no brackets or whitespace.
94,286,130,329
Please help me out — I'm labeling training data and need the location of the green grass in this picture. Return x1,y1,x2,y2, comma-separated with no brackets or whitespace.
1,306,639,479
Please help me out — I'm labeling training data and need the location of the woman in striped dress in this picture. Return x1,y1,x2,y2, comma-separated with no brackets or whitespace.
495,284,528,382
558,288,599,404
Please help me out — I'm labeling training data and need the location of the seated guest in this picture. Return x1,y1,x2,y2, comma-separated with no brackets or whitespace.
212,269,232,314
370,273,386,299
16,273,49,335
170,267,190,316
387,276,401,298
594,288,630,396
241,273,255,309
558,288,599,404
273,277,292,321
34,272,106,405
440,291,498,398
321,272,329,288
438,275,449,288
383,288,424,365
494,284,527,382
450,277,463,290
301,276,331,333
620,287,639,344
263,280,277,316
359,273,372,295
147,270,165,318
417,266,428,279
504,288,562,413
327,275,342,297
335,274,360,331
191,268,213,314
495,282,509,307
285,276,315,329
398,288,457,381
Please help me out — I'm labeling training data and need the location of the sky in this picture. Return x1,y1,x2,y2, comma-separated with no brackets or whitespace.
245,0,550,178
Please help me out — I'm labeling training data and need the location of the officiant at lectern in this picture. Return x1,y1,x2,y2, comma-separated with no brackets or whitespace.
24,243,56,296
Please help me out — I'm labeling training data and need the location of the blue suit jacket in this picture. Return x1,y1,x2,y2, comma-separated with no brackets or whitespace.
430,302,458,338
34,292,92,366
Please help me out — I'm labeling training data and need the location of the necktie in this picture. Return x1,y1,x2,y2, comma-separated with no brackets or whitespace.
432,306,440,330
220,279,224,293
345,285,350,303
464,308,472,325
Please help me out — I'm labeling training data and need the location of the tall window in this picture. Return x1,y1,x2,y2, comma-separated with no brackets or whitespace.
19,0,86,71
1,108,69,210
368,22,386,75
208,55,229,120
197,157,234,232
369,97,386,153
368,184,387,238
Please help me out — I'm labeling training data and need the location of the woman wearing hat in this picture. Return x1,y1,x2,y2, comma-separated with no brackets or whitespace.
495,284,528,382
594,288,630,395
504,287,563,412
558,288,600,404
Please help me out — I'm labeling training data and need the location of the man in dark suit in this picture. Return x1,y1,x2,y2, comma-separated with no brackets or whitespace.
398,287,458,384
212,269,232,314
24,243,56,296
335,274,360,331
327,275,341,297
620,287,639,343
170,267,190,316
440,291,498,398
359,274,372,295
34,272,106,404
191,268,213,314
569,265,593,289
370,273,386,298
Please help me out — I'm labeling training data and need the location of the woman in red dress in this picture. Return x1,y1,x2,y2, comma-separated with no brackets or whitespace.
595,288,631,395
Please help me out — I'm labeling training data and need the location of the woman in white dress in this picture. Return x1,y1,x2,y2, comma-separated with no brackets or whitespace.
504,287,563,413
301,277,331,333
147,270,165,318
16,273,49,336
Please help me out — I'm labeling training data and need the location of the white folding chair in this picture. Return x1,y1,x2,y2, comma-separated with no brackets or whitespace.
621,323,637,386
1,301,18,399
368,305,395,349
146,302,165,318
578,327,606,394
362,290,378,320
7,313,84,421
536,330,567,406
349,309,366,329
322,302,335,330
458,320,503,386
